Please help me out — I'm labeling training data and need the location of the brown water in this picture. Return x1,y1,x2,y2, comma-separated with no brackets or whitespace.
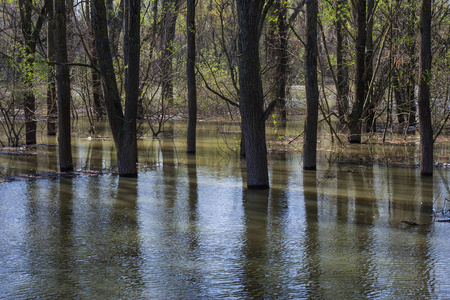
0,120,450,299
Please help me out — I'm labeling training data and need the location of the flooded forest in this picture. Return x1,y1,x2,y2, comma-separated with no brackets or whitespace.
1,0,450,298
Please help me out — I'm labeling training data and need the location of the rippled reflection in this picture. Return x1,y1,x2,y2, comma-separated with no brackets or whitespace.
0,121,450,298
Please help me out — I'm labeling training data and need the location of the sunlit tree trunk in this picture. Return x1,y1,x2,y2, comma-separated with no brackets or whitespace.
186,0,197,154
236,0,269,189
418,0,433,176
303,0,319,170
54,0,73,172
364,0,375,132
349,0,366,143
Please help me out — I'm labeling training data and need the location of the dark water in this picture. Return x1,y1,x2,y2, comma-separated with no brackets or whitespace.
1,121,450,299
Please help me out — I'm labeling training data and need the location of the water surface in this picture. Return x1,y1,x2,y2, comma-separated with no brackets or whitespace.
0,120,449,299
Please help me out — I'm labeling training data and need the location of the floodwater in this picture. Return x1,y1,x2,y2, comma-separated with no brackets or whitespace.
1,120,450,299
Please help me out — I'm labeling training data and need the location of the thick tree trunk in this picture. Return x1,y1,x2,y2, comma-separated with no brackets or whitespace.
186,0,197,154
336,0,349,124
303,0,319,170
47,3,57,136
349,0,366,143
418,0,433,176
92,0,140,177
236,0,269,189
54,0,73,172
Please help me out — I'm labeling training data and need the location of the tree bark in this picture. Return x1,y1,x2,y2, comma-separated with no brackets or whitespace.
336,0,349,124
236,0,269,189
54,0,73,172
161,0,180,105
349,0,366,143
186,0,197,154
47,2,57,136
92,0,140,177
303,0,319,170
418,0,433,176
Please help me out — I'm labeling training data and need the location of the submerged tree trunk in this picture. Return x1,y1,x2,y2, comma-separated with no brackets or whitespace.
186,0,197,154
303,0,319,170
54,0,73,172
418,0,433,176
92,0,140,177
349,0,366,143
236,0,269,189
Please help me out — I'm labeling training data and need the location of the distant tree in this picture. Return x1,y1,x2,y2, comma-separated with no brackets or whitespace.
92,0,141,177
335,0,349,124
18,0,50,144
47,1,57,136
303,0,319,170
186,0,197,154
418,0,433,176
54,0,73,172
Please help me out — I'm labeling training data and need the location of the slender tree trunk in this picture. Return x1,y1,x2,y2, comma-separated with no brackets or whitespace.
270,0,289,121
47,3,57,136
418,0,433,176
161,0,180,105
336,0,349,124
303,0,319,170
54,0,73,172
349,0,366,143
19,0,37,144
186,0,197,154
236,0,269,189
364,0,375,132
92,0,140,177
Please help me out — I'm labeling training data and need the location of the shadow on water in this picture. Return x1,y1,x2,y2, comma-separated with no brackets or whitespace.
0,120,450,298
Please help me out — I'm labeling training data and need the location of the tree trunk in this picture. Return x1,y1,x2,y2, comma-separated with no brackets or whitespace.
349,0,366,143
236,0,269,189
186,0,197,154
418,0,433,176
161,0,180,105
47,4,57,136
336,0,349,124
19,0,37,144
92,0,140,177
364,0,375,133
270,0,289,121
303,0,319,170
54,0,73,172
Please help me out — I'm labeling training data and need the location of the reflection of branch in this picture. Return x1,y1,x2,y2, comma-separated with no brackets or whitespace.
195,63,240,108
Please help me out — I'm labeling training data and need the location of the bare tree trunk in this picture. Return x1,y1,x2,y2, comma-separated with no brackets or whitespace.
236,0,269,189
349,0,366,143
161,0,180,105
418,0,433,176
364,0,375,133
270,0,289,121
186,0,197,154
54,0,73,172
336,0,349,124
92,0,140,177
47,2,57,136
303,0,319,170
